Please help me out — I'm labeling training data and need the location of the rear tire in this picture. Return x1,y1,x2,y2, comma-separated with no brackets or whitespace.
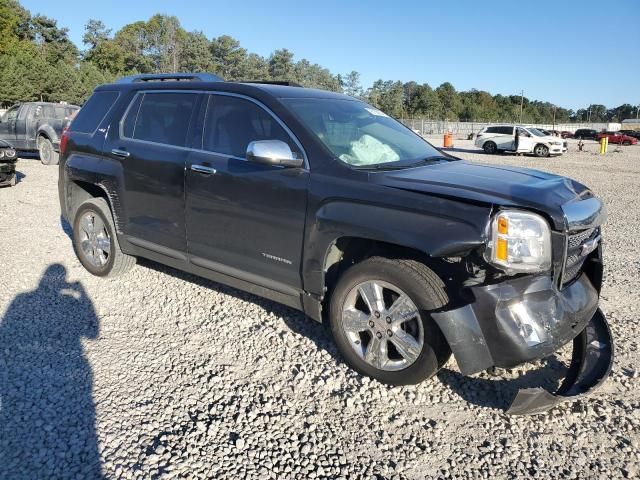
72,198,136,277
329,257,451,385
483,141,497,154
534,144,549,157
38,136,59,166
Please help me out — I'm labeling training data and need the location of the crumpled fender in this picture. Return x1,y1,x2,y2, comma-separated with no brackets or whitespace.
506,308,614,415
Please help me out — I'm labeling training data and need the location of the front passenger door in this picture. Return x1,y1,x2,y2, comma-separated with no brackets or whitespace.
186,94,309,292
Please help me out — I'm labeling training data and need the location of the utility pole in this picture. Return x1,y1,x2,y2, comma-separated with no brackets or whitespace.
519,90,524,124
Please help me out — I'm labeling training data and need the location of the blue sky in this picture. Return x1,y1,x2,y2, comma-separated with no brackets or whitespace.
21,0,639,110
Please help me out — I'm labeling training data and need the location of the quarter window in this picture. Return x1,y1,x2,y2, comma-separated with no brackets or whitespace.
202,95,299,158
125,93,198,147
71,91,120,134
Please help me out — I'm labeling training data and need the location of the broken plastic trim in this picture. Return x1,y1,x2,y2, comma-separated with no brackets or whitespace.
506,308,613,415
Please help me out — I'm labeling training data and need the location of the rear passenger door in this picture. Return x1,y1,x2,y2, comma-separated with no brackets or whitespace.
498,126,514,150
185,93,309,292
104,91,200,255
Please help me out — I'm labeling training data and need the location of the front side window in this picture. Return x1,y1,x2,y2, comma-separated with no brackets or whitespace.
499,126,514,135
125,92,198,147
282,98,443,168
202,95,299,158
3,106,19,123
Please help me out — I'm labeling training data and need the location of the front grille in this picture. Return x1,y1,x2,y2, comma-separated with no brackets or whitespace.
562,227,599,286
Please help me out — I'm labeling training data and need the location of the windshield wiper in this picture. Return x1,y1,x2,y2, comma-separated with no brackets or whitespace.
402,156,451,168
353,155,451,171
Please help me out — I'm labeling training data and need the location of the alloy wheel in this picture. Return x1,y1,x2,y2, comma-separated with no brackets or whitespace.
341,280,424,371
78,211,111,268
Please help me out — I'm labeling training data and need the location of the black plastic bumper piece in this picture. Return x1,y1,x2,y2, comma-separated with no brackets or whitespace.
506,308,613,415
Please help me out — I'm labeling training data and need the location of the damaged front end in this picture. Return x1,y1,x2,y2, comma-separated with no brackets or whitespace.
0,140,18,187
433,197,614,415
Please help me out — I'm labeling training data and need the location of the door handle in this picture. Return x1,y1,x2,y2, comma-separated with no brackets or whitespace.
190,164,217,175
111,148,130,158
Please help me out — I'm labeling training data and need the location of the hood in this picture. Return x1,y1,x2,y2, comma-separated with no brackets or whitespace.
0,139,14,149
374,160,591,230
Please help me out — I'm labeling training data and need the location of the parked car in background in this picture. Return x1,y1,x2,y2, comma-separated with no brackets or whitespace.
596,131,638,145
560,131,574,139
474,125,567,157
619,130,640,140
0,139,18,187
0,102,80,165
57,73,613,414
573,128,598,140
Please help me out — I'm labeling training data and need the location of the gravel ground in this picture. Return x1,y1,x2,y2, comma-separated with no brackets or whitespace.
0,139,639,479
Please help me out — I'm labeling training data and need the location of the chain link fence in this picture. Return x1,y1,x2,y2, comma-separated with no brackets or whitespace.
400,119,611,136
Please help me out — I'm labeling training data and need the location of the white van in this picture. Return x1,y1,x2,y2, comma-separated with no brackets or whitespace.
475,125,567,157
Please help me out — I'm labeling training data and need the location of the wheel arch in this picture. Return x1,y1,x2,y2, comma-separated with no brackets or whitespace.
36,124,58,145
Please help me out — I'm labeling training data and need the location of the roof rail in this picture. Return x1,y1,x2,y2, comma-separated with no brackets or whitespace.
116,73,224,84
240,80,303,87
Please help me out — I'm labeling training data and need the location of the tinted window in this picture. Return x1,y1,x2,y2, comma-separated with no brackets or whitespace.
127,92,197,147
485,127,498,133
71,91,119,134
498,126,514,135
203,95,298,158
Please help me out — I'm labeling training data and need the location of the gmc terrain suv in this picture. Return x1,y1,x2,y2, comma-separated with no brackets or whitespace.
59,73,613,415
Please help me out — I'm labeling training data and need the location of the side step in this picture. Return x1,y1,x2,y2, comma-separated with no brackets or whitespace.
506,308,614,415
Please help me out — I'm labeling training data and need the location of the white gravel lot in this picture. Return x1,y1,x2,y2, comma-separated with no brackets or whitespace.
0,139,639,479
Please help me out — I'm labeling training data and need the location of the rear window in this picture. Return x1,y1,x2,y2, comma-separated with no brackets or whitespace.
122,92,198,147
71,91,119,134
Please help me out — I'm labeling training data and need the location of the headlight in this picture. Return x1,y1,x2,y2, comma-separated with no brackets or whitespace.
0,151,4,159
5,149,16,158
485,210,552,273
550,141,561,146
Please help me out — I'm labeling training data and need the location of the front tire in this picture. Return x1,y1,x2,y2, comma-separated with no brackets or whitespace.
483,141,497,154
534,144,549,157
38,136,59,166
329,257,451,385
72,198,136,277
623,140,631,146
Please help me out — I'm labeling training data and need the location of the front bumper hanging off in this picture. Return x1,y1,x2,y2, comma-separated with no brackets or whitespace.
506,308,613,415
432,273,614,415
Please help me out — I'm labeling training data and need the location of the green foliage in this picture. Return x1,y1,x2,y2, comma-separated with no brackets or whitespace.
0,0,634,121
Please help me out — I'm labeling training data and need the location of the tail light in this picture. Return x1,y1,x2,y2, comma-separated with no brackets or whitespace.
59,128,70,155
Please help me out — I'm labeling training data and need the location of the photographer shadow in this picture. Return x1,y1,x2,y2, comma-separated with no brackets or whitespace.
0,264,103,478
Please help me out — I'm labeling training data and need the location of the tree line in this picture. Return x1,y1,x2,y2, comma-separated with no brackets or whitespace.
0,0,636,124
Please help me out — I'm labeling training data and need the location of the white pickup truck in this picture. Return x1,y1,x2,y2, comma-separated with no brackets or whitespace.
475,125,568,157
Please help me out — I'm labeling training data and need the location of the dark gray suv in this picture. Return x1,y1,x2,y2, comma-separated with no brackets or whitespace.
58,73,613,414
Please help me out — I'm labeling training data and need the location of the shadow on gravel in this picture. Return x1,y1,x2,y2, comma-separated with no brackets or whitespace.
437,357,567,411
137,258,342,364
59,215,73,239
0,264,103,478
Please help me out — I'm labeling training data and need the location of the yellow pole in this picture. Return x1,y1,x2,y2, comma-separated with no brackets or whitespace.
600,137,608,155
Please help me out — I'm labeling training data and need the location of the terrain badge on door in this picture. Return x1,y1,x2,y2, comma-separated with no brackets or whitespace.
262,253,292,265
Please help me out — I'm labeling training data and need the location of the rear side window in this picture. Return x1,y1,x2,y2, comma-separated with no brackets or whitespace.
71,91,119,134
485,126,498,134
498,126,513,135
123,92,197,147
202,95,298,158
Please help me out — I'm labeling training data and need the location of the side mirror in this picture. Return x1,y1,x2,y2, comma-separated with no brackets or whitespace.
246,140,303,168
